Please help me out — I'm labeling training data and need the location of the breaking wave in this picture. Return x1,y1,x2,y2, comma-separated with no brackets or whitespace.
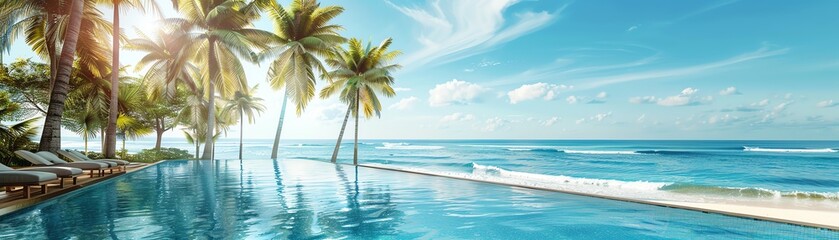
471,163,839,201
743,146,837,153
376,142,445,150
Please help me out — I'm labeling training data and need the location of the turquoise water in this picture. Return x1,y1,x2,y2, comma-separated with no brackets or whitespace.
76,139,839,204
0,159,836,239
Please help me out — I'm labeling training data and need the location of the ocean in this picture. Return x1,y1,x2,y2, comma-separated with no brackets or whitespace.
62,137,839,208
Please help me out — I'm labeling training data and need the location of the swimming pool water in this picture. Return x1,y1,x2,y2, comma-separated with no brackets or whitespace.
0,159,835,239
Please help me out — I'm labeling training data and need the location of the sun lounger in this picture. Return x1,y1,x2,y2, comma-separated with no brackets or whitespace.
0,170,57,198
57,150,129,172
14,150,109,177
0,163,82,188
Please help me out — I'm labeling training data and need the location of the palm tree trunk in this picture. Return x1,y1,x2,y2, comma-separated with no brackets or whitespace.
331,105,352,163
38,0,85,152
270,93,289,159
104,1,120,158
84,135,88,153
201,38,218,160
239,107,244,160
353,91,359,165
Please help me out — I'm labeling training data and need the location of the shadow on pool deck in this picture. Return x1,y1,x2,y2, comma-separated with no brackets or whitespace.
0,162,156,216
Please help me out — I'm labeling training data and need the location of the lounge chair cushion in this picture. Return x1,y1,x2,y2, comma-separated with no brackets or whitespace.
0,171,57,186
58,162,107,170
35,151,70,164
14,150,54,166
18,166,83,177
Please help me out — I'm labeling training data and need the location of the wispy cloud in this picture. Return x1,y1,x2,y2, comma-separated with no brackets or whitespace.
575,46,788,90
661,0,741,24
389,0,565,69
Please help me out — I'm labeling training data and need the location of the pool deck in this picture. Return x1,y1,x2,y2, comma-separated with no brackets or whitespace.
359,163,839,231
0,159,836,232
0,162,158,216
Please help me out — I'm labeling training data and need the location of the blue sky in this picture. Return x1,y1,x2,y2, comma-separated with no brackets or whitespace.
5,0,839,140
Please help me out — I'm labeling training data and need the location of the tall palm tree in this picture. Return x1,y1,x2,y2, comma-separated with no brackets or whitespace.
37,0,86,152
169,0,273,159
100,0,160,158
260,0,345,159
0,0,113,151
320,38,400,165
221,85,265,160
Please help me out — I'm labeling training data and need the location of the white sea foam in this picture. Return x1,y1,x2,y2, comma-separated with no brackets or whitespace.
376,142,445,150
563,150,639,155
472,163,668,191
743,146,837,153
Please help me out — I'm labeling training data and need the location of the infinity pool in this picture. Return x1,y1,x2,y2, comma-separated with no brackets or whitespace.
0,159,835,239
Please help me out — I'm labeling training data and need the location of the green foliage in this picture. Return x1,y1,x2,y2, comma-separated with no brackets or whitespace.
0,89,40,166
0,59,50,118
127,148,193,163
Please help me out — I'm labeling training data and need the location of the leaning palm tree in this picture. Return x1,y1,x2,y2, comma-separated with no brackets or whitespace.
99,0,160,159
221,85,265,160
320,38,400,165
169,0,273,159
260,0,346,159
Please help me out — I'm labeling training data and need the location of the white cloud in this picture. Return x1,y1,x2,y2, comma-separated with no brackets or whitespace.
389,0,562,68
463,68,475,72
626,25,639,32
507,82,571,104
629,96,657,104
817,100,838,108
429,79,486,107
587,91,608,104
566,95,578,104
655,88,712,107
393,87,412,92
483,117,510,131
440,112,475,123
596,91,608,99
592,112,612,121
576,47,788,90
707,114,739,125
477,59,501,67
719,86,741,95
728,99,769,112
542,117,559,126
577,112,612,124
389,96,419,110
311,104,346,122
637,114,646,123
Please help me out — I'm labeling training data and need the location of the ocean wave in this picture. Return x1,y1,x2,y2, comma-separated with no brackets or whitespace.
375,142,445,150
743,146,837,153
472,163,667,191
472,163,839,201
506,148,561,152
562,150,639,155
660,183,839,200
635,150,706,156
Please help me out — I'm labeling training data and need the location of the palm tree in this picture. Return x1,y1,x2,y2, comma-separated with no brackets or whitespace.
260,0,345,159
221,85,265,160
100,0,160,159
169,0,273,159
0,0,113,151
63,102,103,153
127,27,199,99
320,38,400,165
37,0,86,152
